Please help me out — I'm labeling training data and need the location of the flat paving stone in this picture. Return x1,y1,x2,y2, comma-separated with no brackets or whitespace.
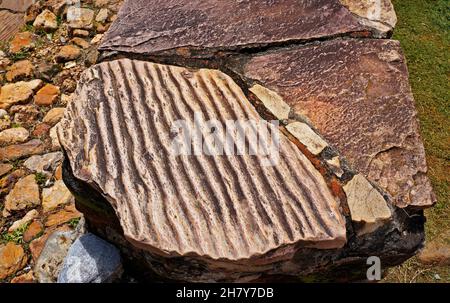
100,0,395,57
227,39,435,208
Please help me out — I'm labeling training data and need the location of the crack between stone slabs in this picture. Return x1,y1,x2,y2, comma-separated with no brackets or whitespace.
99,28,393,62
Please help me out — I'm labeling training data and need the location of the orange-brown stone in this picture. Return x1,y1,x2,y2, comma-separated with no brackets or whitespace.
0,242,28,280
34,84,60,106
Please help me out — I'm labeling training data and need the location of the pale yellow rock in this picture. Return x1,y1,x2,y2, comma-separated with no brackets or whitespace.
5,175,40,213
343,174,392,235
67,6,94,30
49,124,61,150
0,127,29,144
33,9,58,31
249,84,290,120
327,156,344,178
339,0,397,29
8,209,39,232
42,180,74,212
0,82,34,110
43,108,65,126
286,122,328,155
26,79,44,91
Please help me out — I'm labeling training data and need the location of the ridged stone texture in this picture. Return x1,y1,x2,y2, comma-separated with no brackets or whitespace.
57,59,347,261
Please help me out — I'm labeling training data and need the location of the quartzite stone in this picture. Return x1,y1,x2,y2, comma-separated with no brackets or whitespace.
99,0,396,57
58,59,349,281
228,39,435,208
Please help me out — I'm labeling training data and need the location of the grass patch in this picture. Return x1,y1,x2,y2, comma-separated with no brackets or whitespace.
1,222,30,245
68,217,80,229
9,50,30,62
35,172,47,186
384,0,450,282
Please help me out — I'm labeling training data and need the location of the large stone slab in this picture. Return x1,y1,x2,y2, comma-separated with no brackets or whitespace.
58,59,347,265
227,39,435,208
58,57,428,282
99,0,396,57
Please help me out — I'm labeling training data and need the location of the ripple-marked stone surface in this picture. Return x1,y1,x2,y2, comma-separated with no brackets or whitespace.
58,58,347,262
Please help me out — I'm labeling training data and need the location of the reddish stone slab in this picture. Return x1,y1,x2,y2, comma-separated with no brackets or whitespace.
100,0,394,57
228,39,435,208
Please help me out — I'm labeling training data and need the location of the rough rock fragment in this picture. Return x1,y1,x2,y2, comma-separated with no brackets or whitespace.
43,108,65,126
4,174,40,213
249,84,290,120
45,204,81,228
33,9,58,31
0,82,34,110
8,209,39,232
343,174,392,235
6,60,34,82
34,84,60,106
10,270,35,283
23,220,44,242
58,233,122,283
67,6,94,30
0,127,29,144
42,180,75,213
0,139,44,161
23,152,64,177
228,39,435,208
286,122,328,155
55,45,81,63
34,230,80,283
9,32,35,54
0,242,28,280
0,163,13,177
339,0,397,33
100,0,395,57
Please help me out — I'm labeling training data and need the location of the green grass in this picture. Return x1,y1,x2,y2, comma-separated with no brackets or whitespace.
34,172,47,186
384,0,449,283
1,222,29,245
